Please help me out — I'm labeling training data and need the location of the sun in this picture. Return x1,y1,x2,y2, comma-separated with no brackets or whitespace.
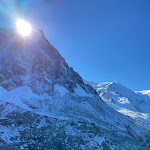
16,19,32,36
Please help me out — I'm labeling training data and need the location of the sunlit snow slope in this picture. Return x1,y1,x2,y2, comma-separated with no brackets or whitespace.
85,81,150,128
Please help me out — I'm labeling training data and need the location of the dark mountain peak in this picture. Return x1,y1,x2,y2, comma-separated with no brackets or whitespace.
37,29,45,36
0,28,97,96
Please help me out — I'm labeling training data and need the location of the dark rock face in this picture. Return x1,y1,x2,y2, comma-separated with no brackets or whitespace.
0,29,96,96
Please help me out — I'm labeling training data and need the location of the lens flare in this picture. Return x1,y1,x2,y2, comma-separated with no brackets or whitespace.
16,19,32,36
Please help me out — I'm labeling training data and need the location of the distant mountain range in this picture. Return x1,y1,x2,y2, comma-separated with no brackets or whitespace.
0,28,149,149
84,80,150,127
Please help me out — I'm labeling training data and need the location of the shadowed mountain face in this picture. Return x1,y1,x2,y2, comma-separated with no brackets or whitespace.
0,29,96,96
0,29,149,149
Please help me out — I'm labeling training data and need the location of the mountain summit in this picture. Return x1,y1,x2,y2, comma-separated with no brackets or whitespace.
86,80,150,127
0,29,149,149
0,28,95,96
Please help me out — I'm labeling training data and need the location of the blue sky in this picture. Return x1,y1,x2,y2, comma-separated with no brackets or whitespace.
0,0,150,91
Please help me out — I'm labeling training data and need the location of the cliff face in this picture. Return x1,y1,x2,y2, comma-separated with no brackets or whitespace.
0,29,96,96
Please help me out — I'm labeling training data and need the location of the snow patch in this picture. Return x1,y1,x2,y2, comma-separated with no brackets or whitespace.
74,84,93,97
0,86,39,110
54,84,69,96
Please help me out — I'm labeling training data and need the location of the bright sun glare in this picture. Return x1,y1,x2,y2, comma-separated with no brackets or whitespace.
16,19,32,36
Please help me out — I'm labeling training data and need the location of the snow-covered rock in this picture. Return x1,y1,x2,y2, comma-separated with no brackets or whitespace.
136,90,150,97
85,80,150,127
0,28,149,149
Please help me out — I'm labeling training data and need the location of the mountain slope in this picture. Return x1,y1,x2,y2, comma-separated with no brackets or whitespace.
0,28,149,149
85,81,150,127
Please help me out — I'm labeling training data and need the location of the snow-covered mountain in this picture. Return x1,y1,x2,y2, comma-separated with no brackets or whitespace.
136,90,150,97
0,28,149,149
85,80,150,128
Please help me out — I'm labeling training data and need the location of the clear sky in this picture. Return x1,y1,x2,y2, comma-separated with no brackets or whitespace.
0,0,150,91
